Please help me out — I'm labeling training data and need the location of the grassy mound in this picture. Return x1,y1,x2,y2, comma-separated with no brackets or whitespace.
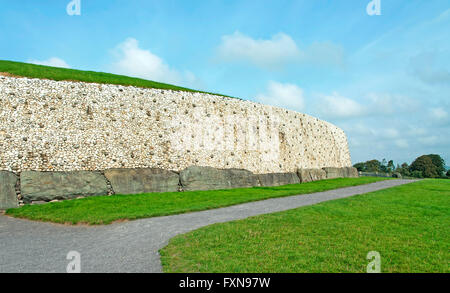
0,60,227,96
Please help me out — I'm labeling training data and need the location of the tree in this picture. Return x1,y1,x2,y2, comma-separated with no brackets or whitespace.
447,170,450,178
354,159,394,173
409,155,439,178
410,170,424,178
398,162,411,177
353,155,446,178
387,160,395,172
426,154,446,177
380,159,388,172
366,160,382,172
353,162,366,172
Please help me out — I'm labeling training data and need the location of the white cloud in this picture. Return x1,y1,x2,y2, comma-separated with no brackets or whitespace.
316,91,419,121
366,92,420,115
255,81,305,111
428,107,450,127
216,32,344,70
382,128,400,139
394,139,409,149
344,123,376,136
318,92,366,119
344,123,408,142
410,52,450,85
430,107,448,120
304,42,345,67
406,126,427,136
217,32,301,69
29,57,70,68
418,136,440,146
110,38,196,86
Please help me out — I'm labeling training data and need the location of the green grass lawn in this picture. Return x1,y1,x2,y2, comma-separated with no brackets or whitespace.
160,179,450,273
0,60,228,97
5,177,387,225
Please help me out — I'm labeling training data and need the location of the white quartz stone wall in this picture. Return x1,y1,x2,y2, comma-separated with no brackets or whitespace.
0,76,352,174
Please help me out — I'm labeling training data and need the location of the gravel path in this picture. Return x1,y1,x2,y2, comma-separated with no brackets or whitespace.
0,179,417,273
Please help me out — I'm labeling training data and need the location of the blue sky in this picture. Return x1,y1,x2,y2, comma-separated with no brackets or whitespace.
1,0,449,166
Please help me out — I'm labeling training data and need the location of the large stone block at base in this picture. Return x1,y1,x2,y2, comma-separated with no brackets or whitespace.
104,168,180,195
297,169,327,183
322,167,346,179
344,167,359,178
258,173,300,187
21,171,109,203
0,171,18,209
180,166,260,191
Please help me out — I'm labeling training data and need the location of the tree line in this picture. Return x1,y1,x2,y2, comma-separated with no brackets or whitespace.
353,154,449,179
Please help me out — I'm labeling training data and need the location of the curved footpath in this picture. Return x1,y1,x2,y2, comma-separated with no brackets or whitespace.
0,179,417,273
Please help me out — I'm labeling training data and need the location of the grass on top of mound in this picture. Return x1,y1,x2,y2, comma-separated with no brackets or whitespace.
160,179,450,273
0,60,230,97
5,177,388,225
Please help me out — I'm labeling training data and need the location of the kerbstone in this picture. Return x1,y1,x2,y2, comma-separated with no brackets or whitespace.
104,168,180,195
21,171,109,203
344,167,359,178
180,166,260,191
0,171,18,209
258,173,300,187
297,169,327,183
323,167,346,179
